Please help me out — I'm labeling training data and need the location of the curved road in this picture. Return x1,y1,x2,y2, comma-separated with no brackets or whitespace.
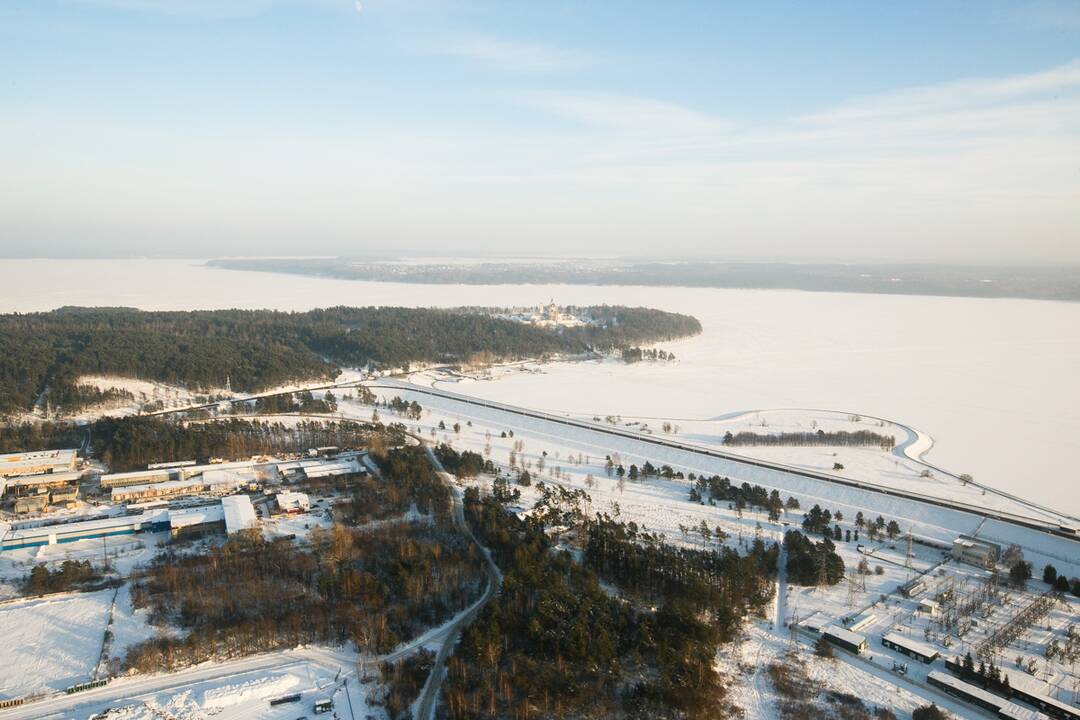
414,444,503,720
367,380,1080,539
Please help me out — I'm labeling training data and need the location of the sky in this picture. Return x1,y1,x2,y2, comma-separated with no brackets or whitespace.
1,0,1078,263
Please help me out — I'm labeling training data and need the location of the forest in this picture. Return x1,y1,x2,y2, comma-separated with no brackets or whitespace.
1,414,394,467
441,484,778,719
335,446,454,524
87,415,398,471
0,419,84,454
433,443,495,478
124,446,483,673
0,305,699,414
124,523,483,673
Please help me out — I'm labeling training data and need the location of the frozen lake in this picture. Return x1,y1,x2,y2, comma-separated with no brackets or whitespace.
2,258,1078,513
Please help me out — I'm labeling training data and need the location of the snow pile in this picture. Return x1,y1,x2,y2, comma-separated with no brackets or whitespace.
99,691,204,720
202,673,300,709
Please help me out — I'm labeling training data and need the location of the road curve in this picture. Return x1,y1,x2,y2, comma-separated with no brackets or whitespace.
367,380,1080,540
414,443,503,720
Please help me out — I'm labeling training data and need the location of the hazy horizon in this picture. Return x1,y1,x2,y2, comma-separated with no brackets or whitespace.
0,252,1078,270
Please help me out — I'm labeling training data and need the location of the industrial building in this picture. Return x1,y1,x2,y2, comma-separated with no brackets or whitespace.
168,505,225,538
952,535,1002,567
50,486,79,507
275,491,310,514
99,468,178,489
110,471,247,503
2,494,262,551
821,625,867,654
0,448,77,478
797,611,830,633
4,470,81,494
880,632,940,664
1,510,171,551
928,671,1051,720
100,459,265,489
275,456,366,483
166,497,260,539
943,658,1080,720
222,495,258,534
918,598,940,617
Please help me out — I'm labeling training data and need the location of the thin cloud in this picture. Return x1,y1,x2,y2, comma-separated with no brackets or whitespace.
798,59,1080,125
513,91,733,138
427,33,592,73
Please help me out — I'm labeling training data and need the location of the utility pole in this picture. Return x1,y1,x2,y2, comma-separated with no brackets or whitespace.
342,677,356,720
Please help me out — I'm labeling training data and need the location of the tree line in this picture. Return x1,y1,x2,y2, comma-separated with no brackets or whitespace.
88,415,396,471
24,560,106,595
689,474,797,522
620,346,677,363
0,305,700,413
723,429,895,449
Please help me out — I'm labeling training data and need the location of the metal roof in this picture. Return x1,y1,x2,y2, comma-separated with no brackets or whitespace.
222,495,258,534
881,632,940,659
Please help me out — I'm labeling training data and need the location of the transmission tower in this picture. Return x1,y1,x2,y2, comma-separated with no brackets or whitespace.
816,544,830,592
789,610,800,650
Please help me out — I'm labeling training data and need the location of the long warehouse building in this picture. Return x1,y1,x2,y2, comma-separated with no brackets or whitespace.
0,449,77,478
1,495,261,551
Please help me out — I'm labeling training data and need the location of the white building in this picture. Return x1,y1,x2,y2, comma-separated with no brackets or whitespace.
275,491,310,514
0,448,77,478
222,495,258,535
951,536,1000,567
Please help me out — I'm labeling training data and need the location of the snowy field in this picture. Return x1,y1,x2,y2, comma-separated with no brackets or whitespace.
2,258,1077,513
0,589,114,699
360,382,1080,576
0,646,378,720
0,582,172,700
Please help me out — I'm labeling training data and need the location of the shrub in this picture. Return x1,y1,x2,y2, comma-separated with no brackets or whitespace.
912,704,947,720
815,636,835,659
